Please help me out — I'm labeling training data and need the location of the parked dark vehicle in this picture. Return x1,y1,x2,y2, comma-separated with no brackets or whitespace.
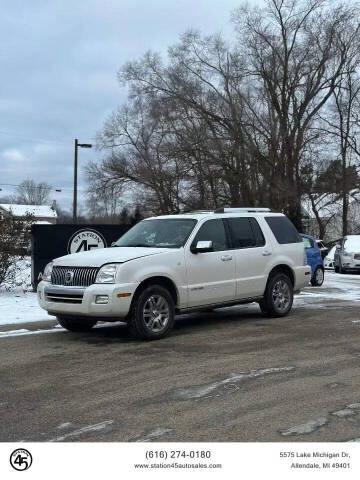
300,234,324,286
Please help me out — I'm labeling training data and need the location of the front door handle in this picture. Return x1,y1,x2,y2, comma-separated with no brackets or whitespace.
262,250,272,256
221,254,233,261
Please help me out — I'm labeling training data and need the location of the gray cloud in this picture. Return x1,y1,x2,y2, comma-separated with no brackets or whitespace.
0,0,241,211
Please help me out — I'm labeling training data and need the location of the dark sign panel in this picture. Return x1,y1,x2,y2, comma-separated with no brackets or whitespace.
31,224,130,290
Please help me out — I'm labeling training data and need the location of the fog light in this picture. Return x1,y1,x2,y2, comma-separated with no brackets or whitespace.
95,295,109,304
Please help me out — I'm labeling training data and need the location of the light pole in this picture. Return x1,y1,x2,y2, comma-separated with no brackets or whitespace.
73,139,92,223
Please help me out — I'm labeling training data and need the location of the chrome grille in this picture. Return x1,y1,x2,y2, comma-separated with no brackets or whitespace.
51,266,99,287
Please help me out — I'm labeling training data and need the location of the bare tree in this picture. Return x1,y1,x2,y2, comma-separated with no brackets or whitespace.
232,0,360,230
89,0,360,232
16,180,52,205
318,71,360,235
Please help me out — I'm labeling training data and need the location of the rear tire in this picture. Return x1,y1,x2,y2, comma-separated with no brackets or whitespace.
339,263,347,274
128,285,175,340
57,316,97,332
334,265,339,273
261,273,293,317
311,266,324,286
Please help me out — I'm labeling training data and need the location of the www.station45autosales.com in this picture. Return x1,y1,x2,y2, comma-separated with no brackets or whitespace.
280,451,351,470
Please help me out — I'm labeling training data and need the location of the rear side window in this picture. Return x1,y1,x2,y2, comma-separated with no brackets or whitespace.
191,219,228,252
249,218,266,247
227,217,265,248
265,216,301,244
302,237,313,249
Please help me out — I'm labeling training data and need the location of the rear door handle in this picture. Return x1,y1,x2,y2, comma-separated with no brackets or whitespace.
262,250,272,256
221,254,233,261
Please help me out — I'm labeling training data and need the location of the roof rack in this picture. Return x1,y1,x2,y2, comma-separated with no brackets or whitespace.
183,210,214,214
214,207,271,213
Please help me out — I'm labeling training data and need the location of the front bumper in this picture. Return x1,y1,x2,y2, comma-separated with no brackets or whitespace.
341,256,360,269
37,281,138,318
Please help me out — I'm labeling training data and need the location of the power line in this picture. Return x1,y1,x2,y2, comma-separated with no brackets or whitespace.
0,183,62,192
0,130,98,146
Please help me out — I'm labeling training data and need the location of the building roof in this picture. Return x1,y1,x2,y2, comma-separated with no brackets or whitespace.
0,204,57,219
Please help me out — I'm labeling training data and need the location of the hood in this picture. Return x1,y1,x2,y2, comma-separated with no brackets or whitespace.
53,246,171,267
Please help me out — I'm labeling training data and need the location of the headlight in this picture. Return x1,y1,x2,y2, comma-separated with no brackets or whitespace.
42,261,53,282
95,263,118,284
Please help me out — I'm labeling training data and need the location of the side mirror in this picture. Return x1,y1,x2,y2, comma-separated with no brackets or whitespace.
192,240,213,253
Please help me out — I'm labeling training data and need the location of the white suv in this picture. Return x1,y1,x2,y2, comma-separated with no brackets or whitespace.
37,208,311,339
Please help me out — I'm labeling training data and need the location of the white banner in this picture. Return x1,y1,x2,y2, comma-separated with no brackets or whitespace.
0,443,359,479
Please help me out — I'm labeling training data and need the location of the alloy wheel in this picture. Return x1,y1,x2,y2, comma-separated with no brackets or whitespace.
272,279,291,311
142,295,170,332
315,268,324,285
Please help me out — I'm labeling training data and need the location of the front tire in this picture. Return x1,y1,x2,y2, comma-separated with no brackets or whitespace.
57,316,97,332
129,285,175,340
311,266,324,286
261,273,293,317
339,262,347,274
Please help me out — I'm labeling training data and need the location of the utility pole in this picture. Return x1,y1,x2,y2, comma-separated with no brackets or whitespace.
73,139,92,223
73,138,78,222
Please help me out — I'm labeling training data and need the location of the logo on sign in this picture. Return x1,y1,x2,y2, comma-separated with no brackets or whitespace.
67,229,107,254
10,449,33,471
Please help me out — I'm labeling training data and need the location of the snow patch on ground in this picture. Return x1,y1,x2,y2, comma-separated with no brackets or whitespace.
49,420,114,442
135,428,172,442
57,422,72,430
175,366,295,400
280,417,328,436
0,292,55,326
331,409,356,418
0,327,62,338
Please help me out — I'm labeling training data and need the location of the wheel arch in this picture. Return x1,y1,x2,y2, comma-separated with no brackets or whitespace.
267,264,295,287
131,275,179,307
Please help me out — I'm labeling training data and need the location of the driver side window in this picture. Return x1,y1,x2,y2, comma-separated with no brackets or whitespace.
191,219,228,252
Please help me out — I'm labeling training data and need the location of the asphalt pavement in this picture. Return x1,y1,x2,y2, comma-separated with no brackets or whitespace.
1,272,360,442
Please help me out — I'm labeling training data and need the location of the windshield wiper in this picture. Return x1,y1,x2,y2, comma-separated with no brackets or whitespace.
124,244,153,247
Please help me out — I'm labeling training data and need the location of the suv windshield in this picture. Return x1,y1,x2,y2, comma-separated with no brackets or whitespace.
114,218,197,249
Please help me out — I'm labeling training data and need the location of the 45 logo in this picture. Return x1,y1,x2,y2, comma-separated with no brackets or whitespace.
10,449,32,471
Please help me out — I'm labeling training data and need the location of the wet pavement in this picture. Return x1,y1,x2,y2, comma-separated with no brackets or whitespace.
0,272,360,442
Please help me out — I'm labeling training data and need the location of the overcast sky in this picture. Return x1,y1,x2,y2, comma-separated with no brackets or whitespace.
0,0,247,212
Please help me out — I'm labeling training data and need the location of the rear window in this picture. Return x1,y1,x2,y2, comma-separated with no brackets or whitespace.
265,216,301,244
